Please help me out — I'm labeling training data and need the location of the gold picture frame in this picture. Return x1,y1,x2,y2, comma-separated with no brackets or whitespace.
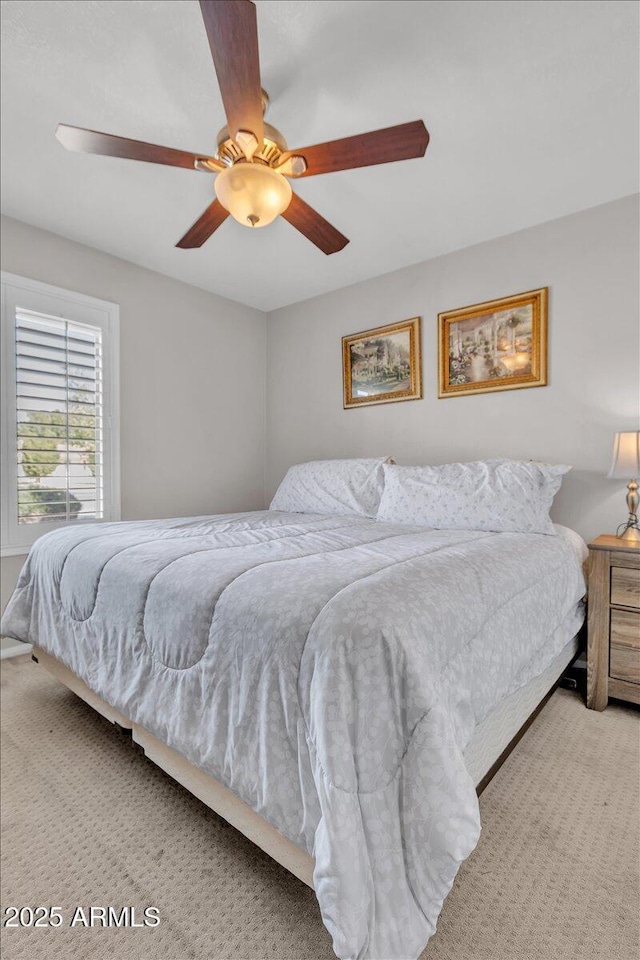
343,317,422,408
438,288,548,398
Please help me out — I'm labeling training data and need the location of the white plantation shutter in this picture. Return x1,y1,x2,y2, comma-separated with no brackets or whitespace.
1,273,119,555
16,310,104,524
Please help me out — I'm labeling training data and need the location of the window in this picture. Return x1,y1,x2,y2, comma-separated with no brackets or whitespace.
1,273,119,556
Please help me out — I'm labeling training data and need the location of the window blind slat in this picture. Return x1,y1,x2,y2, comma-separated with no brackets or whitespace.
18,371,68,388
15,311,104,525
16,333,98,356
17,478,98,487
17,345,98,370
17,496,98,507
18,460,100,477
17,391,98,406
17,371,99,389
19,441,100,451
17,365,98,386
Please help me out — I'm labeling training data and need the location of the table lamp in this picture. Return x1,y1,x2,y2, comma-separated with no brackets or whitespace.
607,430,640,541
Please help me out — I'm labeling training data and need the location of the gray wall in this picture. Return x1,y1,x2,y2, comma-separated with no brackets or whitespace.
1,215,267,611
3,196,638,610
267,195,640,544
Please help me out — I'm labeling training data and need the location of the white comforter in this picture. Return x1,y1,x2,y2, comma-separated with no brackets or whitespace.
1,511,586,960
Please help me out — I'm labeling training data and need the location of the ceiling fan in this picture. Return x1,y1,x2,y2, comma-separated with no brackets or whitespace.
55,0,430,255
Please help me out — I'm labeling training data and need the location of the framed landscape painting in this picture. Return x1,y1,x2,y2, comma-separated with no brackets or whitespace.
438,288,548,398
343,317,422,408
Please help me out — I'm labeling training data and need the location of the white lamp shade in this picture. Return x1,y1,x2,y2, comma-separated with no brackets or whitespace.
214,163,292,228
607,431,640,479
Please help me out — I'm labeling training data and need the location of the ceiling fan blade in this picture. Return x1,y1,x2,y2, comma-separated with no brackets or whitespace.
281,193,349,255
199,0,264,146
55,124,224,172
176,199,230,248
284,120,429,177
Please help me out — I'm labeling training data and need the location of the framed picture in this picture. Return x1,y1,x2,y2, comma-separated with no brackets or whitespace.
343,317,422,408
438,287,548,398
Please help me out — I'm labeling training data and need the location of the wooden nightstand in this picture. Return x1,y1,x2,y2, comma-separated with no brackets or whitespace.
587,535,640,710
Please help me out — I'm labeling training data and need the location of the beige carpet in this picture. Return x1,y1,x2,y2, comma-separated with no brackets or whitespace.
1,657,638,960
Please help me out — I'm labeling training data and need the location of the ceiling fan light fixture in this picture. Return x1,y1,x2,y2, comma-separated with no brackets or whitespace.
214,163,292,228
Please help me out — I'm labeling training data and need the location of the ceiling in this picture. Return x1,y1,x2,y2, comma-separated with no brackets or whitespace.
1,0,638,312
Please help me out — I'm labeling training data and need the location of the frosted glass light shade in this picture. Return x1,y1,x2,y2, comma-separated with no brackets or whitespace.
214,163,292,228
607,430,640,479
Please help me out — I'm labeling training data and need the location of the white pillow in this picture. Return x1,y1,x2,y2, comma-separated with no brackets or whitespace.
376,459,571,534
270,458,389,518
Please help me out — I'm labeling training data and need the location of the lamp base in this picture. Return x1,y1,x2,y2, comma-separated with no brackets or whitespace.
615,481,640,542
616,518,640,542
618,524,640,542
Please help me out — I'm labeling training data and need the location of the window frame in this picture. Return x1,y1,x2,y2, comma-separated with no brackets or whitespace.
1,272,120,557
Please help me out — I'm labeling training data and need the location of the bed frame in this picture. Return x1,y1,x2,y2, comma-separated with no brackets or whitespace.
30,642,580,890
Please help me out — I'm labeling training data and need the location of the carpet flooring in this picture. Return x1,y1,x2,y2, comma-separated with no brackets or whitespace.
1,656,638,960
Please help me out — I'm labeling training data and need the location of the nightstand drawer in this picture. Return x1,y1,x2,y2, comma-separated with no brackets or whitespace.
610,609,640,684
611,565,640,608
587,536,640,710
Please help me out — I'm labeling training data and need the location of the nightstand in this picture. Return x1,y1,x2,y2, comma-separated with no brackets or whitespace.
587,535,640,710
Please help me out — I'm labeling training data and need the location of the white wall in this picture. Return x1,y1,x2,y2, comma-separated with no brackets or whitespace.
267,196,640,544
1,215,267,611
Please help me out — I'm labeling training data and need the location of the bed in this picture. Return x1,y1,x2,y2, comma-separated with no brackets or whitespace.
1,508,586,960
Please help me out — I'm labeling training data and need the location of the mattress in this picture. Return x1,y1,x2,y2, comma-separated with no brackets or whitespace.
1,511,587,960
464,635,579,785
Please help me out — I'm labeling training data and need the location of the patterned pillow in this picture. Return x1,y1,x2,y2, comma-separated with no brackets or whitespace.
376,459,571,534
270,458,390,518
